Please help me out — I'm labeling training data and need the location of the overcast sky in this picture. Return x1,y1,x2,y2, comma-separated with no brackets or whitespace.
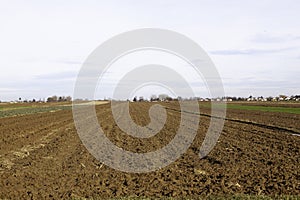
0,0,299,101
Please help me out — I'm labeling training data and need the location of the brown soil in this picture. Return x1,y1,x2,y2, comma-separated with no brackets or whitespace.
0,102,299,199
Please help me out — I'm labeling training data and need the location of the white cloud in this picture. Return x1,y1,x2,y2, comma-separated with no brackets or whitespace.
210,47,298,56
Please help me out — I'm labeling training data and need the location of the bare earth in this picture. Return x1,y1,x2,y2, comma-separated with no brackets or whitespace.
0,102,299,199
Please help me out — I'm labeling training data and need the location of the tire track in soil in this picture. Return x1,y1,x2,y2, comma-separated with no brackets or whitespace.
164,103,300,195
164,105,300,136
199,105,300,130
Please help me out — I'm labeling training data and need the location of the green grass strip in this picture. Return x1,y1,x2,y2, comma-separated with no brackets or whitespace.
200,103,300,114
0,105,72,118
225,104,300,114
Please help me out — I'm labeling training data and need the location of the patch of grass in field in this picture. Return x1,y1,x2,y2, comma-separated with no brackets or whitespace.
0,105,72,118
225,104,300,114
200,103,300,114
2,106,32,111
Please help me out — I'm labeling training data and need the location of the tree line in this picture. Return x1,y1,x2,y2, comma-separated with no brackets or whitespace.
131,94,300,102
46,95,72,102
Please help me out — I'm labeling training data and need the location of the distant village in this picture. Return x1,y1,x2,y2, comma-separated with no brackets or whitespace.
2,94,300,104
1,96,72,104
197,94,300,102
133,94,300,102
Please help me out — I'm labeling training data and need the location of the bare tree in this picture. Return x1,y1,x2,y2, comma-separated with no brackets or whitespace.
133,96,137,102
47,95,58,102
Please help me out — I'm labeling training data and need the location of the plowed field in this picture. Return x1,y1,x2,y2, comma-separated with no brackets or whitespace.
0,102,299,199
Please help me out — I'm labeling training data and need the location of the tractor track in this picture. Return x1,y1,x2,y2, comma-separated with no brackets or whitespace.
164,106,300,136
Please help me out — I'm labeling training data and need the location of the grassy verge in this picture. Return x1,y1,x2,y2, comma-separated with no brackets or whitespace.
225,104,300,114
200,103,300,114
0,105,72,118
